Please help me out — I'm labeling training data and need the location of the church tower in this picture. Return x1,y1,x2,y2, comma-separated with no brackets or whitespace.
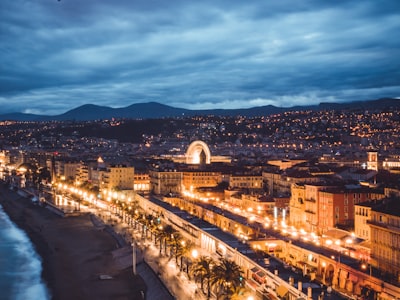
367,151,378,171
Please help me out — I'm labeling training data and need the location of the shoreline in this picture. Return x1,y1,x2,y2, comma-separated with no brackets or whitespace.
0,183,146,300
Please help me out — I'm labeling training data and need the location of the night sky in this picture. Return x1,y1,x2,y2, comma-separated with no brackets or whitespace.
1,0,400,115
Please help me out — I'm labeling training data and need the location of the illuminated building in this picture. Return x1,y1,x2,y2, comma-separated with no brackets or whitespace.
368,199,400,282
170,140,231,164
289,183,306,227
227,193,275,215
149,168,182,195
100,164,134,191
318,188,378,232
262,166,320,197
354,201,379,240
182,170,222,191
267,159,307,170
290,182,383,233
134,172,150,193
229,174,263,190
185,140,211,165
367,151,378,171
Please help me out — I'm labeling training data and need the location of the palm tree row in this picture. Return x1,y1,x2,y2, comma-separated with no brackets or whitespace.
57,187,251,300
109,198,251,299
54,183,196,270
191,256,250,300
115,201,196,272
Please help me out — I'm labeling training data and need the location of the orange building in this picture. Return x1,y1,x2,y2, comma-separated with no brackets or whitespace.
182,170,222,191
318,187,384,233
290,182,384,233
229,174,263,190
134,172,150,193
228,193,275,215
289,183,306,227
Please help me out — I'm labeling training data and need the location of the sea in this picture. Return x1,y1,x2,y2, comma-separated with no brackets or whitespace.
0,204,50,300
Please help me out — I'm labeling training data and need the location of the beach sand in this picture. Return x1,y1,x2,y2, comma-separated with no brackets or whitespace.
0,183,146,300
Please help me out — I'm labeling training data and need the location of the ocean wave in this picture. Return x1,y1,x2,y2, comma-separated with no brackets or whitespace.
0,205,50,300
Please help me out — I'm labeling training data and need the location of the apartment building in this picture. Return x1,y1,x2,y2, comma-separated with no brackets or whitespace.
354,201,380,240
149,168,182,195
290,183,384,234
100,164,134,191
229,174,263,190
262,168,319,197
289,183,306,227
134,172,150,193
182,170,222,191
368,199,400,281
228,193,275,215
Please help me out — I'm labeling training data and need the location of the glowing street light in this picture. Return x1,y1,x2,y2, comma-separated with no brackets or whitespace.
191,249,198,259
361,263,372,277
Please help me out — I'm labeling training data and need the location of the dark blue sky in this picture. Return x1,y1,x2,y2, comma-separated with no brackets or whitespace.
1,0,400,115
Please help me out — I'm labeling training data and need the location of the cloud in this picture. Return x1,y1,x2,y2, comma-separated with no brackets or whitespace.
0,0,399,114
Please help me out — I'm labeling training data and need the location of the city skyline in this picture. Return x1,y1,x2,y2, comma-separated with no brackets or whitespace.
1,97,400,299
1,0,400,115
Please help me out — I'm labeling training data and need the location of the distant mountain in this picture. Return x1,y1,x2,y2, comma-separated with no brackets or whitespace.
0,98,399,121
0,112,48,121
317,98,400,110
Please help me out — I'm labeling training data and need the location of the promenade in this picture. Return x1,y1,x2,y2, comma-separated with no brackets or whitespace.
92,207,206,300
0,183,176,300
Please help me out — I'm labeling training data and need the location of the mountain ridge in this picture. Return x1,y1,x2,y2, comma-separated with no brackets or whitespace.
1,98,399,121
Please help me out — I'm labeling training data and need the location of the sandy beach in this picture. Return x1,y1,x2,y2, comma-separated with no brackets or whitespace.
0,183,146,300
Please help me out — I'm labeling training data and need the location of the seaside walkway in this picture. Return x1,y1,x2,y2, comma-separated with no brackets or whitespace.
90,213,176,300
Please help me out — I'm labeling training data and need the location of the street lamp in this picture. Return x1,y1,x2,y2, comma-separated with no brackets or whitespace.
191,249,198,259
361,263,372,277
321,261,326,283
331,255,341,288
132,242,137,275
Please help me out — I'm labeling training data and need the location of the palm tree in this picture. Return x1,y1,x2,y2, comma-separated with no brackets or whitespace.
131,208,142,229
144,214,156,239
229,285,252,300
161,224,175,256
211,258,244,300
155,226,166,254
138,213,147,237
191,256,214,299
173,239,194,271
169,231,183,264
178,240,194,272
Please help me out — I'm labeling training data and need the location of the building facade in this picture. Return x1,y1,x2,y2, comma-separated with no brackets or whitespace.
100,164,134,191
368,201,400,282
289,183,306,227
229,174,263,190
149,168,182,195
354,202,377,240
182,170,222,191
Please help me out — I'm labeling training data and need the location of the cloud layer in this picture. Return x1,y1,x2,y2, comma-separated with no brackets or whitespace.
1,0,399,115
